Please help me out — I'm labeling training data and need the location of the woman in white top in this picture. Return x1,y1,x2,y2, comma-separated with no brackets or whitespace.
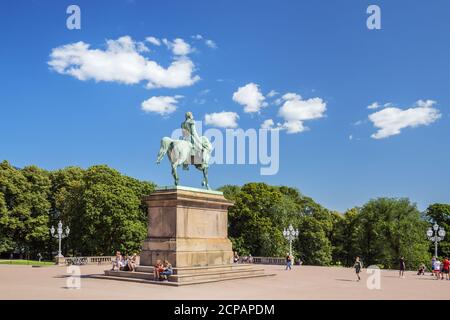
433,260,441,279
111,251,123,271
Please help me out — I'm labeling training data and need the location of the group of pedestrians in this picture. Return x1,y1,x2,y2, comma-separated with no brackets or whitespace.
352,255,450,282
111,251,138,272
111,251,174,282
233,251,254,263
431,256,450,280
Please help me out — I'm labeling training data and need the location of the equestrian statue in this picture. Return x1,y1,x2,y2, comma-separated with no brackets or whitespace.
156,112,212,189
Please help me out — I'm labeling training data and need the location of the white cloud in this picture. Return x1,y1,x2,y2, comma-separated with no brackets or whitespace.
274,98,283,106
281,120,307,134
267,90,279,98
48,36,199,89
162,38,192,56
204,111,239,128
369,100,441,139
261,119,275,129
172,38,192,56
277,93,327,134
232,83,266,113
141,95,182,115
368,102,395,110
146,36,161,46
416,99,437,108
191,35,217,49
368,102,381,109
205,39,217,49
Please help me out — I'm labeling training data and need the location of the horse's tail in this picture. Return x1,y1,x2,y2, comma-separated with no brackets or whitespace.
156,137,173,163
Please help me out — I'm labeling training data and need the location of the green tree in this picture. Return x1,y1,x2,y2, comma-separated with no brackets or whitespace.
227,183,291,256
59,165,154,256
296,214,333,265
218,185,241,202
356,198,429,269
332,208,361,266
0,161,51,258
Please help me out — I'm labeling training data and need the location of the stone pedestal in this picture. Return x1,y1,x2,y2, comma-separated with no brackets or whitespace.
140,186,234,268
54,256,65,266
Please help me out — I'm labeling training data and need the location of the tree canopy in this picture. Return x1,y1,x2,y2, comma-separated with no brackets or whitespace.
0,160,445,270
0,161,154,258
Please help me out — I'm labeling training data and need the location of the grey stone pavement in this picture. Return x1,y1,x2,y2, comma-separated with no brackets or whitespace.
0,264,448,300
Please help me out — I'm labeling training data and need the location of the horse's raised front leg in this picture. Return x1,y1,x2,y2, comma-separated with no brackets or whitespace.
171,164,179,186
202,167,210,190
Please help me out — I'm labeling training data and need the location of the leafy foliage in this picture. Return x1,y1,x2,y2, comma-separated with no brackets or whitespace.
0,160,443,270
0,161,154,258
224,184,433,269
0,161,51,257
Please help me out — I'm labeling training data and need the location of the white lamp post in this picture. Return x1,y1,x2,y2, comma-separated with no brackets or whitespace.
283,224,299,257
427,222,445,258
50,221,70,261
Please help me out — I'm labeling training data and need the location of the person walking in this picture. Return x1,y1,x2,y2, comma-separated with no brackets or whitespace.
353,256,363,281
399,256,406,278
433,259,441,280
285,253,292,270
442,257,450,280
431,256,436,276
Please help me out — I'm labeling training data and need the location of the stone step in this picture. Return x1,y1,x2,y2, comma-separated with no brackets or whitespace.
92,271,274,286
104,270,154,280
135,263,256,275
106,266,265,282
91,274,178,286
171,268,266,283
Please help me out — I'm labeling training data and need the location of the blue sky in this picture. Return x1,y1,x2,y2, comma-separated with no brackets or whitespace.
0,0,449,212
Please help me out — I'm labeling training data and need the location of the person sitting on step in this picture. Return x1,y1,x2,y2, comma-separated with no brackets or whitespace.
128,253,137,272
160,260,173,281
111,251,124,271
153,260,164,280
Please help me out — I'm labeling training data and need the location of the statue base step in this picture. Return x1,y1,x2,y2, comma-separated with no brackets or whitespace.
95,264,275,286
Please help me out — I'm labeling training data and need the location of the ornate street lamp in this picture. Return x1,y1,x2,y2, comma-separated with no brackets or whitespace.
283,224,299,256
427,222,446,257
50,221,70,258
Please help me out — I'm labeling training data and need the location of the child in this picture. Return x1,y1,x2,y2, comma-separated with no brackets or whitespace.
160,260,173,281
417,263,425,275
153,259,164,281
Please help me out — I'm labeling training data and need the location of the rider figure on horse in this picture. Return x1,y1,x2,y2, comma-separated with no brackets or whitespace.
181,112,209,170
156,111,213,189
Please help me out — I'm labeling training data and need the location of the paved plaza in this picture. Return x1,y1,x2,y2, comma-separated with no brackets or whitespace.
0,264,447,300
